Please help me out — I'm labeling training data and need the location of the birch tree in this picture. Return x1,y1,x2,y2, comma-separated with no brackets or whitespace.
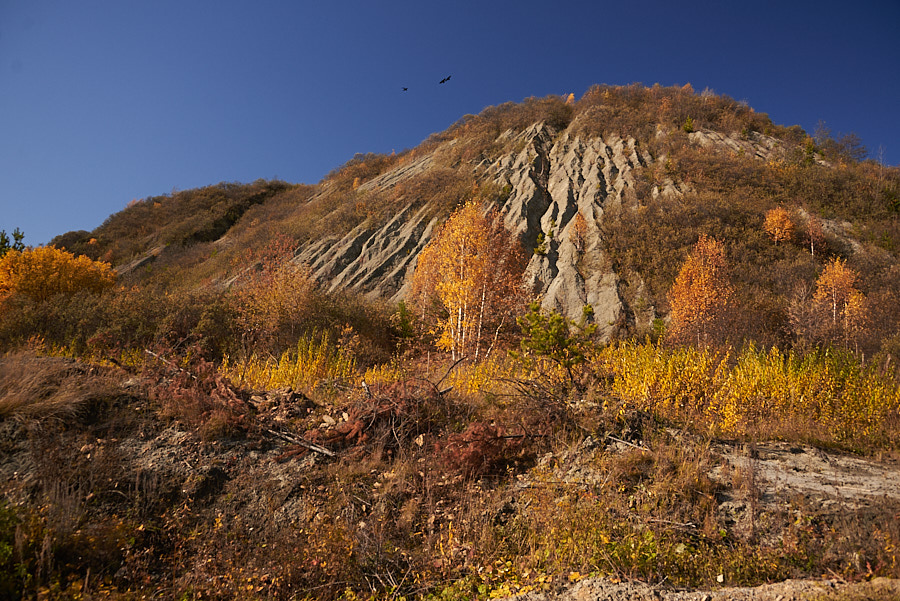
410,202,525,360
667,234,734,347
789,257,868,351
763,207,794,246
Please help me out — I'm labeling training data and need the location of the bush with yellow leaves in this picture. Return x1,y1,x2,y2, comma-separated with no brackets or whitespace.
0,246,115,308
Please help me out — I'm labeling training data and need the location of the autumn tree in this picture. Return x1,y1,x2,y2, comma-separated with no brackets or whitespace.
806,214,825,258
410,201,526,360
229,236,315,356
570,210,589,253
763,206,794,246
0,246,115,309
790,257,868,350
814,258,868,347
666,234,734,347
814,258,859,325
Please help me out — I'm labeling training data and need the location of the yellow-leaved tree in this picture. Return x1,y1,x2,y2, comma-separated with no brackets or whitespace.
410,201,525,360
666,234,734,347
814,257,860,326
790,257,868,350
763,206,794,246
0,246,116,308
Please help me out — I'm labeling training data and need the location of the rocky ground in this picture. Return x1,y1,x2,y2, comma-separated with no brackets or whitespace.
2,356,899,599
497,435,900,601
509,576,900,601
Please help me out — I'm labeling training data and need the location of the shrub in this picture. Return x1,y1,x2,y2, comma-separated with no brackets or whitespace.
221,330,357,392
0,501,38,597
148,352,250,439
599,340,900,449
0,246,115,307
228,237,316,357
438,421,524,478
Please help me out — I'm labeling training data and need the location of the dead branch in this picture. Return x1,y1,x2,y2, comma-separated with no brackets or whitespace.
266,428,335,457
606,434,650,452
144,348,197,380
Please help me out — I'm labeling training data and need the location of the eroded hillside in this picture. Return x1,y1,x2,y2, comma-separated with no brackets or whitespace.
49,85,897,355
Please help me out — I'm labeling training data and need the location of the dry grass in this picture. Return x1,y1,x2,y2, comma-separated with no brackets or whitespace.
1,343,899,599
0,350,123,423
599,341,900,452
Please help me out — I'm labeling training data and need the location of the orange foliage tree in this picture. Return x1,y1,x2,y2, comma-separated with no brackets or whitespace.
790,257,868,350
814,258,860,325
0,246,115,308
814,258,868,345
763,206,794,246
229,236,314,355
410,201,525,360
666,234,734,347
570,210,589,253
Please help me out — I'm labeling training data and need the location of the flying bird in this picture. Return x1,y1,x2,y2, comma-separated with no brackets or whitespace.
402,87,408,91
439,75,451,84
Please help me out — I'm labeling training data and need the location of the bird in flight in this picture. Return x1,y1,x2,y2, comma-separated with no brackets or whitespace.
402,87,408,91
439,75,451,84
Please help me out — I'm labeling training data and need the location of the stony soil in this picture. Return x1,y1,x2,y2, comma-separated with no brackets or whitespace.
508,575,900,601
3,368,900,599
503,436,900,601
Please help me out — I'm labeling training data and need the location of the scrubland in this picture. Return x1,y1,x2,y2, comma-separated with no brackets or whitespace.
1,84,899,599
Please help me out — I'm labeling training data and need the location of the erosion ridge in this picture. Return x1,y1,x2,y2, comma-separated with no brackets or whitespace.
288,119,790,341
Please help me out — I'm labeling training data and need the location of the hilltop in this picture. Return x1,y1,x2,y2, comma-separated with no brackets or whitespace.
46,84,900,355
1,84,899,600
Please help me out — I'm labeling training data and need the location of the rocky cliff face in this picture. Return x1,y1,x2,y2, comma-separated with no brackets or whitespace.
486,124,655,339
292,122,783,339
292,153,439,300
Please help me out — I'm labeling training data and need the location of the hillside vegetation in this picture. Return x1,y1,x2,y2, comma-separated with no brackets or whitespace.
0,84,899,600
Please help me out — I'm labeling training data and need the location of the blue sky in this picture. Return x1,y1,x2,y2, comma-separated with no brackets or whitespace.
2,0,898,246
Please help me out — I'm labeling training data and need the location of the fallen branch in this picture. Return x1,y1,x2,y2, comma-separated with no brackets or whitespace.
648,518,696,529
606,434,650,452
266,428,335,457
435,356,467,387
144,348,197,380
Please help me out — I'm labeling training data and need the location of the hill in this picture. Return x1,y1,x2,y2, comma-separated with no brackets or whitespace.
46,83,900,356
1,84,899,600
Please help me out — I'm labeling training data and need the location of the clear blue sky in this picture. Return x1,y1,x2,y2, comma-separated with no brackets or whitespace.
2,0,898,246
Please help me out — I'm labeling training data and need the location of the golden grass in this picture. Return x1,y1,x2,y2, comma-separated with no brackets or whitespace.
0,350,122,422
597,341,900,449
221,331,357,392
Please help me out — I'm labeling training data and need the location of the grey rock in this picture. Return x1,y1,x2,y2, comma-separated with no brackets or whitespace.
293,120,784,338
